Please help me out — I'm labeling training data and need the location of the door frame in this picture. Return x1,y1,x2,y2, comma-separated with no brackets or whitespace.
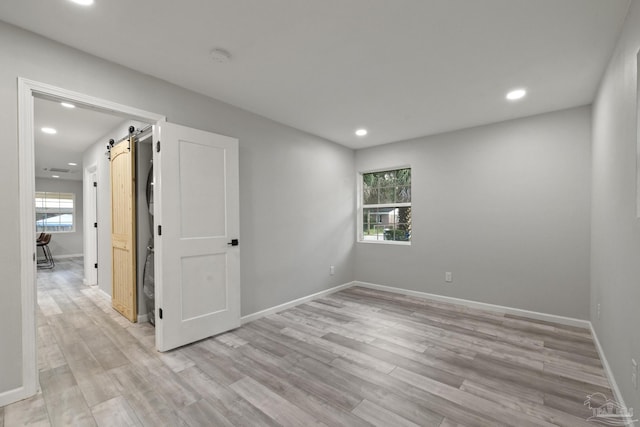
84,164,98,286
17,78,165,402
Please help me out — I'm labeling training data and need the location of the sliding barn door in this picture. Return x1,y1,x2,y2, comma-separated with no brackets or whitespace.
154,123,240,351
110,138,137,322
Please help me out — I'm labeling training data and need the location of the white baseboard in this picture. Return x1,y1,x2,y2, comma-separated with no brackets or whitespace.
0,385,30,407
58,253,83,259
590,324,628,411
353,281,591,329
94,287,111,301
37,253,83,261
137,313,149,323
239,280,591,330
240,282,355,324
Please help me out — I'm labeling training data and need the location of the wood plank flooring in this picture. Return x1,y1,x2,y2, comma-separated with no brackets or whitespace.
1,257,614,426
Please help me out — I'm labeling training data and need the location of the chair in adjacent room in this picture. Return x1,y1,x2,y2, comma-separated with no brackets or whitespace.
37,233,55,269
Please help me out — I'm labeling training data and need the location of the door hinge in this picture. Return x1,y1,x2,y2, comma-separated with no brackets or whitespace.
33,252,36,262
228,239,239,247
93,181,97,187
156,141,161,152
158,225,162,236
94,222,98,228
159,308,163,319
94,263,98,269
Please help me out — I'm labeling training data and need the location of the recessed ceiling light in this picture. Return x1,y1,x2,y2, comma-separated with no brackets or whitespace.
52,175,60,178
506,88,527,101
69,0,94,5
41,127,57,134
355,129,368,136
68,162,78,166
61,102,76,109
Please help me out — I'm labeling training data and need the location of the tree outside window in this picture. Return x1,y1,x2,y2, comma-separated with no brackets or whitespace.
360,168,411,242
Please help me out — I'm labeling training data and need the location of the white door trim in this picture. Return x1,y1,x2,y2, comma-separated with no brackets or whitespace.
17,77,165,404
84,164,98,286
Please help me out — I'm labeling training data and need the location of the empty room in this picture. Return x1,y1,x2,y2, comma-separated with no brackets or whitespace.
1,0,639,426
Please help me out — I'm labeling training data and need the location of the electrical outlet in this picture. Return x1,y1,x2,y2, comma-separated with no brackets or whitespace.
633,359,638,390
445,272,452,283
330,265,335,276
597,303,601,319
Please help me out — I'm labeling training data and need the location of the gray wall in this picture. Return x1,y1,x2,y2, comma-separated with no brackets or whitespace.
0,21,355,394
34,178,83,257
355,106,592,319
591,0,640,411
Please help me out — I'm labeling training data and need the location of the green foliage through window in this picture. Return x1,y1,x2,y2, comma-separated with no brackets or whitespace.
361,168,411,242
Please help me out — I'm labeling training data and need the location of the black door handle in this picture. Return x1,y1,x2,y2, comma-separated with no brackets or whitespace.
228,239,239,246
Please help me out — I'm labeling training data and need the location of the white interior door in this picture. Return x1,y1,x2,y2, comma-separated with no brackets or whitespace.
154,122,240,351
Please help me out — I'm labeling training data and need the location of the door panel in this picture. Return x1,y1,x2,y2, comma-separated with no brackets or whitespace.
178,142,227,238
181,253,227,319
110,138,137,322
155,123,240,351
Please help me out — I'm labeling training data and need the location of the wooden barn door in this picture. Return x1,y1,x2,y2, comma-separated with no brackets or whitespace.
110,137,137,322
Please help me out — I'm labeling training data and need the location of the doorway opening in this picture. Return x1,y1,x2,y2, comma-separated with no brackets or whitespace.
33,98,154,320
18,78,241,407
18,78,165,401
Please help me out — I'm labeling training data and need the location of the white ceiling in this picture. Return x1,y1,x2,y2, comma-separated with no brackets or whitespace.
0,0,631,149
34,97,126,181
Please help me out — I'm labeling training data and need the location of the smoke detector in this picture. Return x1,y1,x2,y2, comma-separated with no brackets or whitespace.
210,48,232,63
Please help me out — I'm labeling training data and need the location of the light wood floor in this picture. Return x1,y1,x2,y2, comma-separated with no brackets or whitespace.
1,257,613,426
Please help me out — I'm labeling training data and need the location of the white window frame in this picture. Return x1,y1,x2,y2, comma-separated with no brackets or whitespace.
357,166,412,245
35,191,76,233
636,49,640,218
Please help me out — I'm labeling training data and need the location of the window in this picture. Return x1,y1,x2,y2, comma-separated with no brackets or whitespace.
35,192,75,232
359,167,411,243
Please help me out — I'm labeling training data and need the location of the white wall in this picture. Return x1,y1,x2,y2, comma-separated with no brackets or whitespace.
34,178,83,257
0,21,355,396
355,106,592,319
591,0,640,412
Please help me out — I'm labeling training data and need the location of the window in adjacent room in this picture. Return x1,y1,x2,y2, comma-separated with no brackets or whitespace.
359,167,411,243
35,191,75,232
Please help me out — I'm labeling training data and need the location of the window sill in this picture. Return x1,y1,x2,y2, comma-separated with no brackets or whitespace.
357,240,411,246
